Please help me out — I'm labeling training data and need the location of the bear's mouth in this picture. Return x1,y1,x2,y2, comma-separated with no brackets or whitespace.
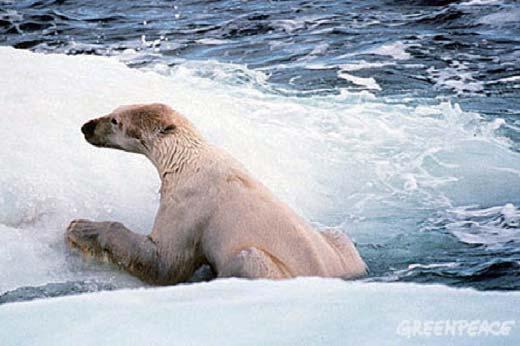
83,134,103,147
84,135,122,150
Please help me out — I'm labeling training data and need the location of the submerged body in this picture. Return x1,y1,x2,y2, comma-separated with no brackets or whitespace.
66,103,367,284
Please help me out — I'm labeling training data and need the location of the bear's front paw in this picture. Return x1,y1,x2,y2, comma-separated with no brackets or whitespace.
66,219,107,256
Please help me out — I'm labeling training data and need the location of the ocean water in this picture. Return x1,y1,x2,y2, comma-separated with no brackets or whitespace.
0,0,519,301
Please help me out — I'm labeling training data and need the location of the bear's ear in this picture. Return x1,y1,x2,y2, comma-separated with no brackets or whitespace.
159,124,177,134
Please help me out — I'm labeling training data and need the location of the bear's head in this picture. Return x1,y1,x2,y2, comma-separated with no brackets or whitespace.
81,103,197,154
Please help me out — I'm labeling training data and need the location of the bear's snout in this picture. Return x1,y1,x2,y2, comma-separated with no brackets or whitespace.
81,119,98,137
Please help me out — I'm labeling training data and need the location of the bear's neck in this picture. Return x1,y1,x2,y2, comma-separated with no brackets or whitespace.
147,129,205,181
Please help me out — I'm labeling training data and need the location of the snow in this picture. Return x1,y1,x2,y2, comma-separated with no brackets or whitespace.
0,279,519,346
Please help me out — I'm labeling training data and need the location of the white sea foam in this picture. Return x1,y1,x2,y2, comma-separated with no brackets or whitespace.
339,60,395,72
407,262,459,270
390,263,460,280
365,41,412,61
297,42,329,62
478,9,520,25
271,19,306,33
0,8,22,21
427,61,484,94
337,70,381,90
459,0,502,6
195,38,233,45
445,204,520,247
0,47,519,292
490,75,520,84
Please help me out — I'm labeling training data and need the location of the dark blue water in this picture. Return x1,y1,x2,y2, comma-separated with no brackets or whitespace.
1,1,519,131
1,0,519,295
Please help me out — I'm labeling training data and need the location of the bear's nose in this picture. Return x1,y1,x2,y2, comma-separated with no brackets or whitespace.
81,120,97,136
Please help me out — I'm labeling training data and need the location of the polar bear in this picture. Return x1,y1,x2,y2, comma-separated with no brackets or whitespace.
66,103,367,284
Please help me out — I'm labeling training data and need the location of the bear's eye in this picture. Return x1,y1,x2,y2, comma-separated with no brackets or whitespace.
111,118,118,125
160,124,176,134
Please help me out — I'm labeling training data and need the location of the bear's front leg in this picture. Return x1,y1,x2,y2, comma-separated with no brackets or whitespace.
66,219,113,257
66,219,161,284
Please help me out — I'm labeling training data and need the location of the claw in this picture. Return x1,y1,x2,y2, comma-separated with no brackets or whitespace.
65,219,105,256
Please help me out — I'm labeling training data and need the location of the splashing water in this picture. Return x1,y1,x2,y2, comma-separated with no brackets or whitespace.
0,47,519,298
